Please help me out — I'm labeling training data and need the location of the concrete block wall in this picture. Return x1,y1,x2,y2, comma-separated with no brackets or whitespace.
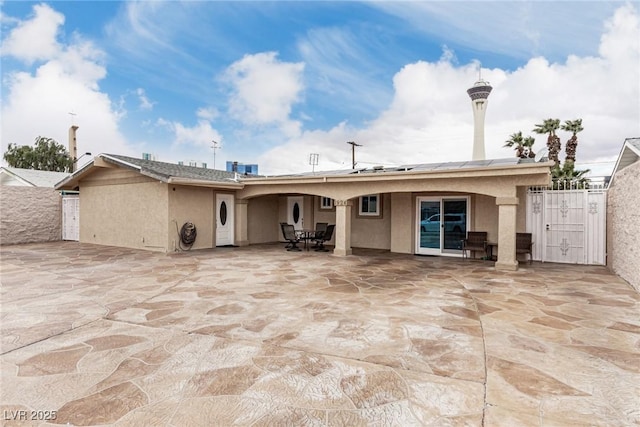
0,186,62,245
607,161,640,291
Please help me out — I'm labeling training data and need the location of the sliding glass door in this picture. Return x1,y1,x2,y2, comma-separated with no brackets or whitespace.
416,197,468,256
418,199,441,255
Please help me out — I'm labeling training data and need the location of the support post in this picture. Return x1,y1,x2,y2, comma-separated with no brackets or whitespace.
495,196,519,271
333,199,352,256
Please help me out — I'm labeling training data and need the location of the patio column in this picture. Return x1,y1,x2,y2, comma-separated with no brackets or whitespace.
235,199,249,247
495,196,519,271
333,199,352,256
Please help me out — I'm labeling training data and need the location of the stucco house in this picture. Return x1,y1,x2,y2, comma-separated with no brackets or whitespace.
55,153,553,271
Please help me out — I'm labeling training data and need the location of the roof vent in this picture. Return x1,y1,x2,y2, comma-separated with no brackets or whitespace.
373,165,384,171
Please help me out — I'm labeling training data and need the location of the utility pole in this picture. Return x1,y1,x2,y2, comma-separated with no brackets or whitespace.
211,140,220,170
346,141,362,169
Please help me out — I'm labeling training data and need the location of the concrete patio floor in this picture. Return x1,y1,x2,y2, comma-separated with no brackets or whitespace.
1,242,638,426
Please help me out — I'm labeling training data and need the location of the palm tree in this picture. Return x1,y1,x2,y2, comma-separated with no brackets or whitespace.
553,161,591,189
523,136,536,158
533,118,561,167
560,118,584,165
504,131,525,158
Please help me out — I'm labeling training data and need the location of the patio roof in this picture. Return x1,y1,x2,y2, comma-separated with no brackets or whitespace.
267,158,524,179
56,152,552,192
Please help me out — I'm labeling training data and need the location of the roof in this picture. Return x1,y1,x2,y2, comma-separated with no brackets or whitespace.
103,154,239,182
265,157,524,178
0,167,70,187
56,154,244,190
610,137,640,185
57,152,552,191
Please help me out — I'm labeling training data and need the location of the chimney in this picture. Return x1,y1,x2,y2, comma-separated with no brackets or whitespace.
69,125,79,171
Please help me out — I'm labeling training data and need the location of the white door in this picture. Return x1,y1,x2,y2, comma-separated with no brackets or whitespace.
62,196,79,241
216,193,234,246
287,196,304,229
544,191,585,263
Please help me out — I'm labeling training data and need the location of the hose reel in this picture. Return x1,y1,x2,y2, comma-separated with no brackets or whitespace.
179,221,197,249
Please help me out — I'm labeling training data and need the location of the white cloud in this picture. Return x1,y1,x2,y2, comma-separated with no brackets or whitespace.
370,2,618,62
1,3,63,63
258,4,640,177
223,52,305,137
296,26,392,118
196,107,219,121
157,117,222,149
135,88,154,111
1,3,134,163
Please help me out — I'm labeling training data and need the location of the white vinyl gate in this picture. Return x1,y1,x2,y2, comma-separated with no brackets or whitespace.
62,195,79,241
527,184,607,265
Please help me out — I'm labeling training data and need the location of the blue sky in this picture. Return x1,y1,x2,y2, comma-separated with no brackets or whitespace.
1,1,639,175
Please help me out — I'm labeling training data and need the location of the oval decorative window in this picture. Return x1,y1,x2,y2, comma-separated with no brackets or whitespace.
293,203,300,224
220,201,228,225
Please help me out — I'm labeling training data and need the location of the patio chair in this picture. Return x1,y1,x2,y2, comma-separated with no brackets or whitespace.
461,231,488,260
280,223,301,251
311,222,328,248
516,232,534,264
315,224,335,252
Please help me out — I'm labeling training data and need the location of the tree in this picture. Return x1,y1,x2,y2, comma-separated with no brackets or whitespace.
504,132,536,159
504,131,525,158
3,137,73,172
552,161,590,189
523,136,536,158
507,118,589,188
560,118,584,165
532,118,561,167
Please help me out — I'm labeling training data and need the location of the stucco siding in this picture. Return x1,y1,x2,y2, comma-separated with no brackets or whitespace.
80,179,168,251
516,187,528,232
248,195,279,244
390,193,413,253
0,186,62,244
607,161,640,290
473,194,498,243
168,186,214,250
351,193,391,250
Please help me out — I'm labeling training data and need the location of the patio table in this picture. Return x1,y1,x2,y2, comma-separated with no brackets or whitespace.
295,229,317,251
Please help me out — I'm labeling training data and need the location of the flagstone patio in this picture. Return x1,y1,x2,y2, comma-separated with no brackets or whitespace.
1,242,638,426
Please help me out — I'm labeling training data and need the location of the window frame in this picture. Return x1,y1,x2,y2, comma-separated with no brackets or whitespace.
358,194,382,217
320,197,334,210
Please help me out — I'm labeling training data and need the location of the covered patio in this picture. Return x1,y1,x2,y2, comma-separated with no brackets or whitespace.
1,242,638,425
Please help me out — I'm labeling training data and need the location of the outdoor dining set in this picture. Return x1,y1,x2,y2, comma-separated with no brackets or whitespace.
280,222,335,252
280,223,533,262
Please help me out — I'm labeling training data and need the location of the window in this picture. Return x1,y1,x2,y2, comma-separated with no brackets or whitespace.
359,194,380,216
320,197,333,210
